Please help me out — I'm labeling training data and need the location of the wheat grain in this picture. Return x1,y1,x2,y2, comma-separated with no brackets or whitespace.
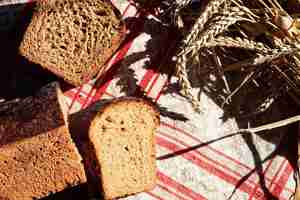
174,0,192,11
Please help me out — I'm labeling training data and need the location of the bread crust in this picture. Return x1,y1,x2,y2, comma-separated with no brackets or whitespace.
19,0,125,86
88,98,159,199
0,82,86,200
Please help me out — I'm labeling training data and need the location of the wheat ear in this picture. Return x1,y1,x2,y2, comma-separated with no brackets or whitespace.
182,7,248,56
176,54,201,111
176,2,254,111
176,3,250,111
201,36,272,54
175,0,228,111
183,0,227,46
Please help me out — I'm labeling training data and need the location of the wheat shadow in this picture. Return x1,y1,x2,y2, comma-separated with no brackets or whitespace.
96,2,299,199
109,16,179,82
87,6,299,199
90,15,187,122
157,47,299,198
192,48,299,198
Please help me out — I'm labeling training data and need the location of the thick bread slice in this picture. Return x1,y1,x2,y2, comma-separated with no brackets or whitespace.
88,98,160,199
0,82,86,200
19,0,124,86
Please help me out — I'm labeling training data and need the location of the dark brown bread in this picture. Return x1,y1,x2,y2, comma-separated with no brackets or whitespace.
88,98,160,199
0,82,86,200
19,0,124,86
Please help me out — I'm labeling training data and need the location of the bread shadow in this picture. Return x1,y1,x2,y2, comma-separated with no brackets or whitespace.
0,2,69,102
69,99,110,198
39,183,88,200
90,15,177,89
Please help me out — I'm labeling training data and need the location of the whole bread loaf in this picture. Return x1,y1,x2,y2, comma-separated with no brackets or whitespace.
19,0,124,86
87,98,160,199
0,82,86,200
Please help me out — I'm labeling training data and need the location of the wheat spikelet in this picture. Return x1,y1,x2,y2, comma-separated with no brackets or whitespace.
200,36,272,53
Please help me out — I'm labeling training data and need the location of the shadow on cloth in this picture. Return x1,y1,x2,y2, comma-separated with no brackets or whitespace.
157,64,299,199
106,11,299,199
147,14,300,200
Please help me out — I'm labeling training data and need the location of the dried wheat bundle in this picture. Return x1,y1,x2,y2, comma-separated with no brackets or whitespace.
164,0,300,198
168,0,300,112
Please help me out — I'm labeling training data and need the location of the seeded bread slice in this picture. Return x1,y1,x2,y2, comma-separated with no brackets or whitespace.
0,82,86,200
19,0,124,86
88,98,160,199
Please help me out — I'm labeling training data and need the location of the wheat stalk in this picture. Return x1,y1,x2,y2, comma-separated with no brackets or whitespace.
225,47,298,71
222,71,256,107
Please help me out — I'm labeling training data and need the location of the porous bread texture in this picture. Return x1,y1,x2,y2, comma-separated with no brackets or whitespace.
0,82,86,200
88,98,160,199
20,0,124,86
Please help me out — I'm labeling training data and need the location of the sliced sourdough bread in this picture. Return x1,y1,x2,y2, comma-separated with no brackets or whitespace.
87,98,160,199
0,82,86,200
19,0,124,86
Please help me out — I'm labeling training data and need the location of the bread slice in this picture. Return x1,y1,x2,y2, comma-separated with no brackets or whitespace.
88,98,160,199
19,0,124,86
0,82,86,200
